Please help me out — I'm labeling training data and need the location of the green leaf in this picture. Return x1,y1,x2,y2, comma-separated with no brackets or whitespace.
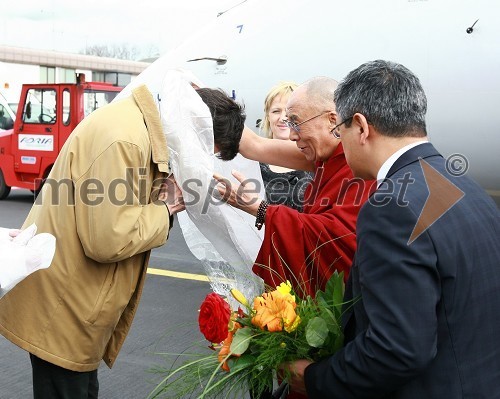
320,271,345,319
306,317,329,348
228,354,256,374
318,271,343,300
333,333,344,352
230,327,253,355
316,294,329,309
321,307,340,334
332,272,344,314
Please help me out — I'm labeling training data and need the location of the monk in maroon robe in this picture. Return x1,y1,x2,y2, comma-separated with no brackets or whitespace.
216,78,374,297
214,76,374,399
254,143,372,297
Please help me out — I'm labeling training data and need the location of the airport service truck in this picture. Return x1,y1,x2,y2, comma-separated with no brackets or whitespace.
0,74,122,199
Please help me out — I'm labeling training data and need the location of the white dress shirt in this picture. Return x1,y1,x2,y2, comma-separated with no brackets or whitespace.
376,141,428,188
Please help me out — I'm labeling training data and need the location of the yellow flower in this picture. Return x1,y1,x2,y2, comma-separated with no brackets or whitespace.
285,314,301,333
231,288,249,307
276,281,292,295
251,290,298,332
276,281,296,302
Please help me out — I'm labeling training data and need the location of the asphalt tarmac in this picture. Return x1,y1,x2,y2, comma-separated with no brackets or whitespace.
0,189,215,398
3,188,495,399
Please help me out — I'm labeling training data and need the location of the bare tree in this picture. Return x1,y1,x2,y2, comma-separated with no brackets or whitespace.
80,44,140,60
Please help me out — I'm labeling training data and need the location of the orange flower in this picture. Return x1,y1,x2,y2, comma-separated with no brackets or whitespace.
218,322,242,372
251,290,299,332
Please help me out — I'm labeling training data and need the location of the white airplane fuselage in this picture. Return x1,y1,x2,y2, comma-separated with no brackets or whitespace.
131,0,500,200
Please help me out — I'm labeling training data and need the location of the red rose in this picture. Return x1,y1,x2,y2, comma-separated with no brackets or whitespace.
198,293,231,343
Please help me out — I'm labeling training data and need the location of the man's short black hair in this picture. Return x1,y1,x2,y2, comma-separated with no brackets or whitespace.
196,88,246,160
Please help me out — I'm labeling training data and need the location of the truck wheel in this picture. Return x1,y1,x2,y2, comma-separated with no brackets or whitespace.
0,169,11,200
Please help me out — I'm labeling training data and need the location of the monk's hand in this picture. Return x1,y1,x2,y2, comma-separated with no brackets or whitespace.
280,360,312,395
213,170,262,216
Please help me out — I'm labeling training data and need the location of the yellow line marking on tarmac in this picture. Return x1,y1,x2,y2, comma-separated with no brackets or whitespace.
147,267,209,282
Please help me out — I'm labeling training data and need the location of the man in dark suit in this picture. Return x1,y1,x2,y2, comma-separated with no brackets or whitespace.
287,60,500,398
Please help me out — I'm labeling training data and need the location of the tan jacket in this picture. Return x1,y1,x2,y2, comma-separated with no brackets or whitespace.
0,85,171,372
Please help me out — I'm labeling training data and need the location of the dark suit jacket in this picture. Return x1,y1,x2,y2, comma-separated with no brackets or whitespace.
304,143,500,398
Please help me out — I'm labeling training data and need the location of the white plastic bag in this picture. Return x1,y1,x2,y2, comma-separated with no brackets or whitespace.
0,224,56,297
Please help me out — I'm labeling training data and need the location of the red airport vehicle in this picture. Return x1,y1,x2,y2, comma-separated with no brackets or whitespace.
0,74,122,199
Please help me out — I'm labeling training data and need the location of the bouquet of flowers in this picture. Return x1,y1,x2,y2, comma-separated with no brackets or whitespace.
148,271,348,399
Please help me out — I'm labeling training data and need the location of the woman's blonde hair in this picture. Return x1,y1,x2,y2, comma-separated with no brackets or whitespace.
261,81,298,138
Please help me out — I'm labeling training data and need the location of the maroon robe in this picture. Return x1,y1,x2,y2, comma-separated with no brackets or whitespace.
253,143,373,297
